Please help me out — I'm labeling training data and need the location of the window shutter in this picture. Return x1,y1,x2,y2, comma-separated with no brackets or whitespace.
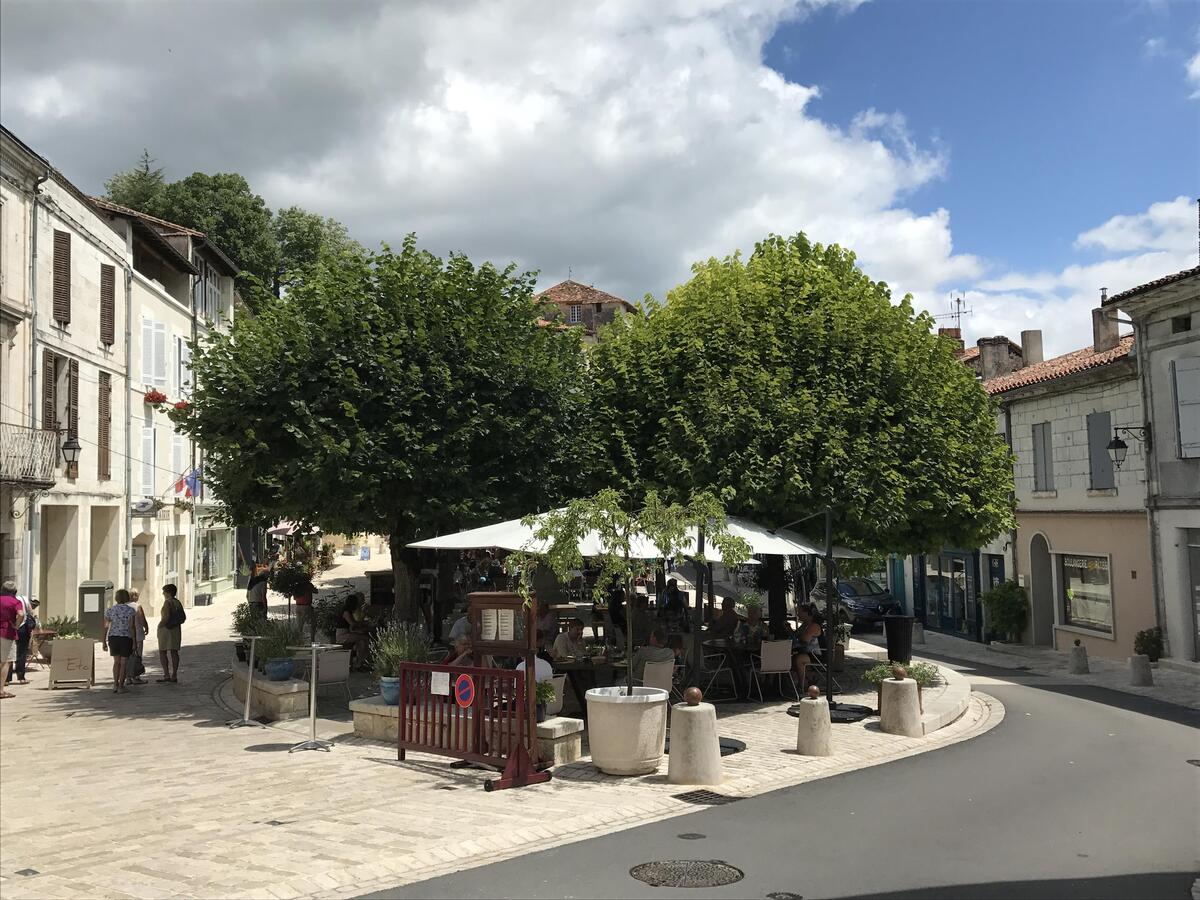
41,348,57,431
179,339,192,396
142,422,155,497
154,321,168,389
1032,422,1055,491
98,372,111,480
52,230,71,324
172,432,185,484
100,264,115,345
169,334,179,398
1172,358,1200,459
142,318,154,385
67,358,79,478
1087,412,1114,489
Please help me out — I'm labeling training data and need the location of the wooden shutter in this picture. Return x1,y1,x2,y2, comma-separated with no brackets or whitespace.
1086,412,1114,490
1173,358,1200,459
67,358,79,478
52,230,71,324
142,318,154,385
142,421,155,497
41,349,57,431
98,372,111,480
153,321,168,388
1032,422,1055,491
100,264,115,345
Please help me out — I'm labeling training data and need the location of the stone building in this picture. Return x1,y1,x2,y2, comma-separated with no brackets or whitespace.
535,280,636,342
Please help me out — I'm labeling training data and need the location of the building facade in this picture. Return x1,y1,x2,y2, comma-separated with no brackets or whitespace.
1104,267,1200,666
536,279,636,342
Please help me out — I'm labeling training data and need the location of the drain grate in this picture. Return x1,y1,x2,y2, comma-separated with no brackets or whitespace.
672,790,740,806
630,860,744,888
677,833,706,840
767,893,803,900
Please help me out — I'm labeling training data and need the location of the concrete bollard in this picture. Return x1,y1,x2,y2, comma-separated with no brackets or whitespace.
912,622,926,645
795,685,833,756
880,677,923,738
1129,654,1154,687
667,689,723,786
1068,640,1089,675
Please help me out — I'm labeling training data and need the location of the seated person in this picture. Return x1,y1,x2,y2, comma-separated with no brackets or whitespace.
448,613,471,643
552,618,587,660
516,652,554,683
661,578,686,617
440,636,473,667
737,605,769,648
535,629,555,666
334,593,372,669
630,595,654,645
668,634,689,667
536,600,560,641
705,596,740,640
791,603,824,686
632,627,675,682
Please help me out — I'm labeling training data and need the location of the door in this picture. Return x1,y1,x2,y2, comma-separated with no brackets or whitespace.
1029,534,1054,646
889,556,908,609
942,555,967,633
1188,528,1200,662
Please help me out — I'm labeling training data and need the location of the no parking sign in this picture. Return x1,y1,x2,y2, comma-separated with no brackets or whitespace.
454,674,475,709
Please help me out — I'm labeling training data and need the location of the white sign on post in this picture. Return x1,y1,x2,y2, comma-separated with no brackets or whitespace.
83,594,100,613
430,671,450,696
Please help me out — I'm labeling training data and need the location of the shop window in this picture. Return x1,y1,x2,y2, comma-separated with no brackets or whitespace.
1059,554,1113,634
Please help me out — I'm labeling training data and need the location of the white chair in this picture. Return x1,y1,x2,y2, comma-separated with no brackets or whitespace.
546,674,566,717
701,650,736,700
640,659,675,694
750,640,799,702
315,649,352,703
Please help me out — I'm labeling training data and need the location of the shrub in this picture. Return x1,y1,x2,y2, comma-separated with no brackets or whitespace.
255,619,304,663
231,601,265,637
1133,627,1163,662
44,616,86,637
981,580,1028,640
268,560,314,598
535,680,557,705
371,622,432,680
863,660,940,687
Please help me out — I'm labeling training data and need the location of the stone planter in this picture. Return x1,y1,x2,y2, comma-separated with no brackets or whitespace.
585,685,669,775
264,658,295,682
379,675,401,705
876,682,923,714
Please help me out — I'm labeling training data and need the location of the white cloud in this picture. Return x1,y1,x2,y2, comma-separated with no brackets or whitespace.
1075,196,1194,254
1143,37,1166,58
1188,49,1200,97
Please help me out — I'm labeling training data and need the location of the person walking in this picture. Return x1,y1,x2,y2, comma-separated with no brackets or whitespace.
6,594,37,686
157,584,186,683
0,581,27,699
125,589,149,686
246,564,270,618
102,589,138,694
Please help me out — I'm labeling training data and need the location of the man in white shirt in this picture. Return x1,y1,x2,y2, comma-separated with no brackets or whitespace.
516,654,554,683
551,618,587,660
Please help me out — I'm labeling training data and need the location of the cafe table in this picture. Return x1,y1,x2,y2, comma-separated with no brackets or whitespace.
551,657,619,716
702,638,753,700
286,643,342,753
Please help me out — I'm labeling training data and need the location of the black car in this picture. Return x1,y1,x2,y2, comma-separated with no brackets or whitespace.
808,578,901,629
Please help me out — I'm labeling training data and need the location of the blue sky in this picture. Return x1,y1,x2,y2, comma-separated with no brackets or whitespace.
767,0,1198,283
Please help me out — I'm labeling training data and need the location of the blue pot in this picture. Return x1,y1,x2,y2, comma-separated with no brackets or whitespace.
264,658,295,682
379,676,401,705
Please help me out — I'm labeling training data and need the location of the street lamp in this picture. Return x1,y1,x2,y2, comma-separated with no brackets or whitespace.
60,434,82,467
1107,426,1149,470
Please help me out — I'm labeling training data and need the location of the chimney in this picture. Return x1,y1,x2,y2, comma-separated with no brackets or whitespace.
938,326,965,356
978,337,1016,381
1092,307,1119,352
1020,330,1043,367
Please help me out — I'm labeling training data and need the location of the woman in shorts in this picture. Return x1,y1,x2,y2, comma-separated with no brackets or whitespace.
102,589,138,694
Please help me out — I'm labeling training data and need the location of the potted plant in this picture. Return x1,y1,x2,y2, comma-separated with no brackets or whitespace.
832,622,853,672
143,388,168,406
258,620,303,681
231,601,267,662
371,622,431,705
864,660,939,713
535,680,557,722
511,489,750,775
981,580,1028,643
1133,627,1163,663
40,616,86,661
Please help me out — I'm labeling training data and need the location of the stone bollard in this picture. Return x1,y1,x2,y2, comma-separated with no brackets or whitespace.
795,685,832,756
880,675,923,738
1068,639,1089,675
668,688,723,786
1129,654,1154,687
912,622,926,645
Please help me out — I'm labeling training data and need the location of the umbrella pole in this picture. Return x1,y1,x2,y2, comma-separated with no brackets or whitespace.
824,508,835,705
690,527,705,688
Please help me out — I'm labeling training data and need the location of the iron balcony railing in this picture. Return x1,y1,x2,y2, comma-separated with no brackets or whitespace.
0,423,59,488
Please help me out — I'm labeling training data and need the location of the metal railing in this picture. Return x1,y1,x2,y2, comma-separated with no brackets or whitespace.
0,423,58,488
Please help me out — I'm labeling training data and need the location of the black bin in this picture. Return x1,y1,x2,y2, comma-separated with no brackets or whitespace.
883,615,915,664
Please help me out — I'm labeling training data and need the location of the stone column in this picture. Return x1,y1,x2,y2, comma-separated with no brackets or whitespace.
794,685,832,756
1129,654,1154,687
880,676,922,738
1067,640,1089,675
667,688,723,786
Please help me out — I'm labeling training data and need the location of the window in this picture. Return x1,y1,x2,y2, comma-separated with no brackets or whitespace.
141,413,156,497
568,304,582,324
1059,554,1113,634
141,318,168,389
172,432,186,483
165,535,185,583
99,264,116,345
1171,357,1200,459
176,335,192,397
1032,421,1055,491
52,229,71,325
1172,315,1193,335
1086,411,1115,490
40,350,77,476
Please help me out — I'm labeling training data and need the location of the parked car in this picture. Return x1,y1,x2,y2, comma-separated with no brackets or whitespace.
808,578,900,629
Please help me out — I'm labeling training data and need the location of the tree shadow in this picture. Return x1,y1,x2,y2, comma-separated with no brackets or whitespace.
837,871,1195,900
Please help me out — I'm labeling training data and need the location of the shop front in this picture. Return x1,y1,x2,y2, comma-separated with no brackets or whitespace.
911,549,984,642
195,511,236,600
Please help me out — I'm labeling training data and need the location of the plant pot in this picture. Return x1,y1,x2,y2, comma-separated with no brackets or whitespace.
379,675,401,705
264,658,295,682
584,686,669,776
38,636,55,662
234,641,248,663
536,703,547,723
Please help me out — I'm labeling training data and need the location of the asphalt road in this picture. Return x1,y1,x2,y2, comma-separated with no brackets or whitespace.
362,657,1200,900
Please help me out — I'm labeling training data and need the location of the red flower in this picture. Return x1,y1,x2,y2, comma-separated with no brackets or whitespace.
143,389,168,405
174,400,189,411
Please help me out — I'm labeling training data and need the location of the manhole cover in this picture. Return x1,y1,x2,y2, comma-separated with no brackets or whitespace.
677,833,706,840
665,736,746,757
672,790,739,806
786,703,874,723
767,893,803,900
629,860,744,888
1188,760,1200,767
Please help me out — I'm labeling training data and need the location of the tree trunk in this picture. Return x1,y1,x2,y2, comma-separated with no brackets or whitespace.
434,549,457,641
766,554,787,635
388,532,421,624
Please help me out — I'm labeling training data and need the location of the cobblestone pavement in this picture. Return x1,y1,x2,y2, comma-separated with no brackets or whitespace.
867,629,1200,710
0,557,1002,900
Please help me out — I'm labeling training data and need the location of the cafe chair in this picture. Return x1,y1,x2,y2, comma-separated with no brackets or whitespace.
700,650,736,700
750,639,799,702
546,674,566,717
640,660,675,696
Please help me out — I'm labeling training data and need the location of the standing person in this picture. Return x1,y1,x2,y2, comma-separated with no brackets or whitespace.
6,593,37,686
157,584,186,683
0,582,27,699
102,589,138,694
246,564,270,618
125,589,149,686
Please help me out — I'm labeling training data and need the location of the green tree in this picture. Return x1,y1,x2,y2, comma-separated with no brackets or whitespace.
170,236,586,620
583,233,1014,622
103,149,166,211
272,205,363,296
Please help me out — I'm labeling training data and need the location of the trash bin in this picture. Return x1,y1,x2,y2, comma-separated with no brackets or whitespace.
883,615,915,664
78,580,114,640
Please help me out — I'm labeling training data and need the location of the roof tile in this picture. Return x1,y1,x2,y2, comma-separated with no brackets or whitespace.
1105,266,1200,304
536,279,635,311
983,335,1134,395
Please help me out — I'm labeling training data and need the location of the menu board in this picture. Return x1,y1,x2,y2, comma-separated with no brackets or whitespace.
481,608,498,641
497,609,514,642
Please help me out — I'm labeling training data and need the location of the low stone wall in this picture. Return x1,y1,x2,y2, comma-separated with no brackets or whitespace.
231,663,309,722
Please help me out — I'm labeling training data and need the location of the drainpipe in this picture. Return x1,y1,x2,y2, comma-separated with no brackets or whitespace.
1132,319,1168,657
23,168,50,599
1004,401,1020,642
123,262,134,588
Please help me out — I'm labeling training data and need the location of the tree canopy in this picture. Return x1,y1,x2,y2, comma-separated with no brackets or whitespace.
103,149,164,211
272,205,363,295
581,232,1015,557
170,236,587,618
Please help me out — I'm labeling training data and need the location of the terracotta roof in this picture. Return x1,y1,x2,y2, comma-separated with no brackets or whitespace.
984,335,1134,395
959,346,980,362
536,279,635,311
88,196,203,236
535,318,570,330
1105,266,1200,305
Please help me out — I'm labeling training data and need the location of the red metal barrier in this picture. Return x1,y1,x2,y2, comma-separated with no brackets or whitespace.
396,661,550,792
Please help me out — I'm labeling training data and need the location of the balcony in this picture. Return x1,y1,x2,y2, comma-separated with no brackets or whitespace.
0,423,59,489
